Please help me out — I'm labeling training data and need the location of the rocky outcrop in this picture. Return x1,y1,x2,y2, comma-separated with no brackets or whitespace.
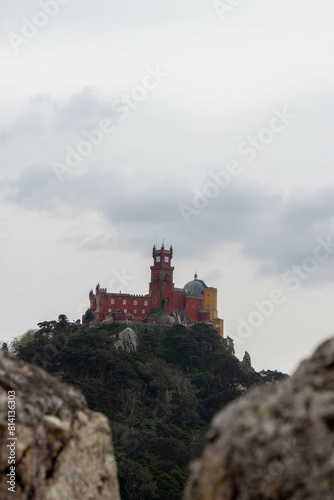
184,336,334,500
114,327,139,353
101,314,114,324
172,310,192,325
241,350,252,369
0,350,120,500
153,308,191,326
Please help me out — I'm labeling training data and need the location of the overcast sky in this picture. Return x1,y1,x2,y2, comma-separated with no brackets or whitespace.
1,0,334,374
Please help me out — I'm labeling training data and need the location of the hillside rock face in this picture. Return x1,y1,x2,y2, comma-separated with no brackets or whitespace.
0,350,120,500
154,308,191,326
184,336,334,500
114,327,139,353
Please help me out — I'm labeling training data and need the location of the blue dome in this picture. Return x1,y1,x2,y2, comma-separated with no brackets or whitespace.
183,276,207,295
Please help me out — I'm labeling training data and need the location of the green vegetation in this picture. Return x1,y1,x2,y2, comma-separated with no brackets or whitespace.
11,316,287,500
147,307,164,317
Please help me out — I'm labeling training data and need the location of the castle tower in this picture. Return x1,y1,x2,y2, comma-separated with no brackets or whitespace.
149,243,175,312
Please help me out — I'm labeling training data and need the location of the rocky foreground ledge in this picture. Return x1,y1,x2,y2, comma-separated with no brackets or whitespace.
184,335,334,500
0,350,120,500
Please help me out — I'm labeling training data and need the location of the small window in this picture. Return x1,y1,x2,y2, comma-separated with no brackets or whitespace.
156,256,160,262
134,309,137,314
111,299,115,304
134,300,138,305
165,256,169,262
123,299,127,305
108,308,111,313
142,309,145,314
124,309,127,313
144,300,148,306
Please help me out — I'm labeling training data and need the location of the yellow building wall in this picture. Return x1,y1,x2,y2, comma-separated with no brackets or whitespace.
204,288,224,338
213,318,224,339
204,288,218,320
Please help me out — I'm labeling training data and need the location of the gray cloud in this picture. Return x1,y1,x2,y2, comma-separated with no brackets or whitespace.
0,95,51,143
53,87,114,132
3,163,334,283
0,88,115,144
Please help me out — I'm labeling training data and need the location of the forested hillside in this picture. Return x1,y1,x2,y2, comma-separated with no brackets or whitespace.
11,317,287,500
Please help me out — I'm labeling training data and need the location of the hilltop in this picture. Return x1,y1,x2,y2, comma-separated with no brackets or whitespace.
11,317,287,500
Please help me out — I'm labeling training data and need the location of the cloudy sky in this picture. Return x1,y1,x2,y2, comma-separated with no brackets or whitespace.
1,0,334,374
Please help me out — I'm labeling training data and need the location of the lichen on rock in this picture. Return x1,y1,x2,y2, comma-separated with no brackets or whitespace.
0,350,120,500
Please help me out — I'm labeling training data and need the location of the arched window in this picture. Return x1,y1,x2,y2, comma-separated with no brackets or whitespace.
134,309,137,314
124,309,127,313
111,299,115,304
134,300,138,305
144,300,148,306
123,299,127,305
142,309,145,314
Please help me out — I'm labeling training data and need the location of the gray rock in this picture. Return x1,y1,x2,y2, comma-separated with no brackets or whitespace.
0,350,120,500
241,350,252,369
102,314,114,324
114,327,139,353
154,308,191,326
184,336,334,500
166,314,176,325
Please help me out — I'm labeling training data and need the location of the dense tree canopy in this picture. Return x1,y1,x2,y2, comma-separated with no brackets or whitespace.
11,320,287,500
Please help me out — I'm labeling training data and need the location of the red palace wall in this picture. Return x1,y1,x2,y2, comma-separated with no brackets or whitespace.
185,296,204,323
175,290,186,310
91,289,152,322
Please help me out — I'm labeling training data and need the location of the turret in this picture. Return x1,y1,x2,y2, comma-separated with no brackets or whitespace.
149,243,175,311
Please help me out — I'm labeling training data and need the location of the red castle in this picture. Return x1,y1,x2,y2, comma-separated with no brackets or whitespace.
87,244,224,338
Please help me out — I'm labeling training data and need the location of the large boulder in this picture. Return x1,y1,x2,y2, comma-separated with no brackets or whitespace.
184,336,334,500
114,327,139,353
0,350,120,500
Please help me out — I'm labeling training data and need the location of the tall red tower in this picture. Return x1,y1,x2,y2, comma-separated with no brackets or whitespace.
149,243,175,313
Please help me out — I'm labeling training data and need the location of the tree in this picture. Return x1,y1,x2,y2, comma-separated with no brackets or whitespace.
118,458,157,500
10,329,39,359
258,369,288,384
83,308,94,323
